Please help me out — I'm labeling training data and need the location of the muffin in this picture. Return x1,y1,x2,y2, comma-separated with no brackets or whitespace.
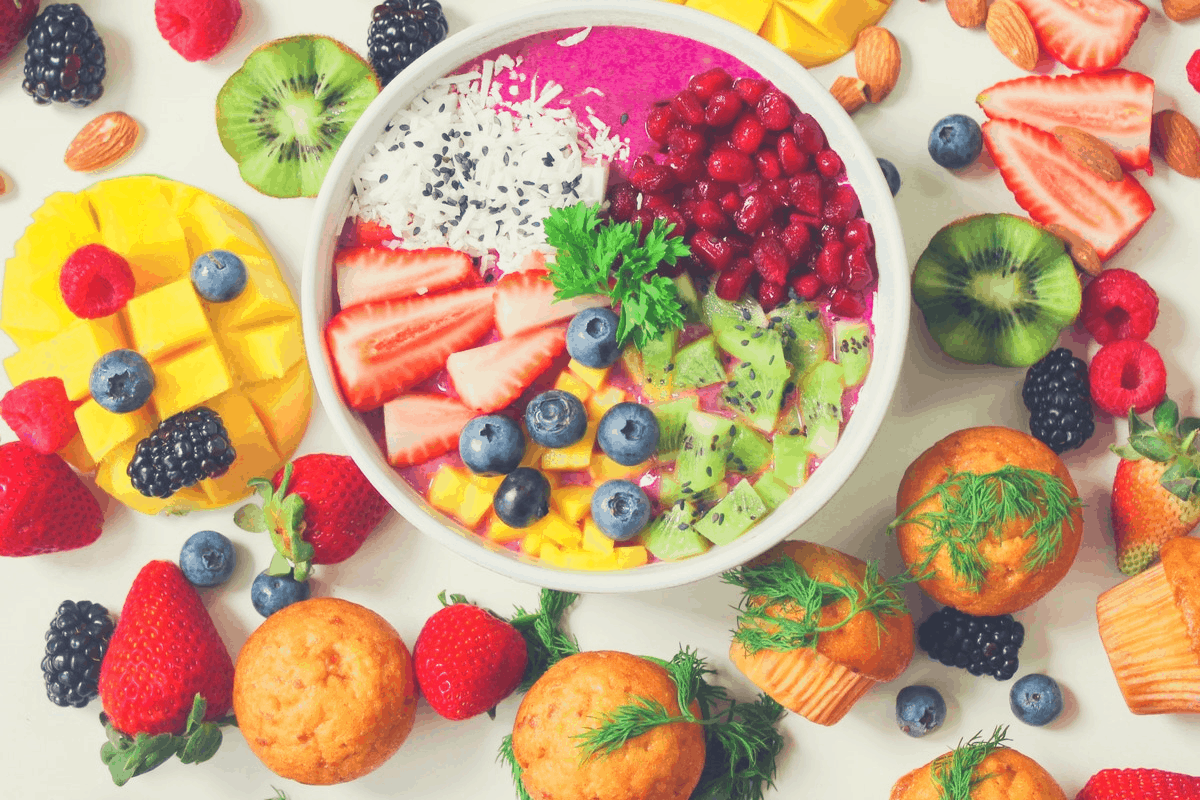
233,597,418,785
889,733,1066,800
1097,535,1200,714
893,426,1084,615
511,650,706,800
727,540,914,726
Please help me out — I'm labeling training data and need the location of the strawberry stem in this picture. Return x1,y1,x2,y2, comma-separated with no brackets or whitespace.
100,694,235,786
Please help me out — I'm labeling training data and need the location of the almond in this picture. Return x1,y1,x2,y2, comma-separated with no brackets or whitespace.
0,171,8,197
947,0,987,28
986,0,1039,72
1162,0,1200,21
1151,110,1200,179
1053,126,1123,182
854,27,901,103
830,76,869,114
1045,223,1103,277
64,112,141,173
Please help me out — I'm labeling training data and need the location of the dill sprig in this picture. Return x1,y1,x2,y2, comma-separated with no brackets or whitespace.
497,734,533,800
888,466,1082,592
509,589,580,691
723,556,911,655
931,726,1011,800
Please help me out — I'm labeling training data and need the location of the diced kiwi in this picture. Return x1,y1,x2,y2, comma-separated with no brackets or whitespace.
770,301,830,381
834,320,872,388
651,396,700,462
772,434,810,487
694,480,767,546
673,273,702,323
727,423,771,475
752,470,792,510
640,329,676,402
722,360,787,433
639,500,710,561
674,410,733,495
216,36,381,198
701,292,767,336
673,336,726,390
912,214,1082,368
799,360,844,459
713,326,790,379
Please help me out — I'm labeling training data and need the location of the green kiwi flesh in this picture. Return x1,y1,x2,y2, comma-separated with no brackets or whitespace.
639,500,709,561
752,470,791,510
770,301,830,381
673,336,725,390
727,422,771,475
912,214,1081,367
216,36,380,198
694,479,766,546
834,320,871,388
651,396,700,462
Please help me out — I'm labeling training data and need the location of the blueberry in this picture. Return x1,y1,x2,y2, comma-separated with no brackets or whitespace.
493,467,551,528
89,349,154,413
928,114,983,170
525,390,587,449
878,157,901,196
895,685,946,738
191,250,248,302
179,530,236,587
590,480,651,541
251,570,310,617
566,307,621,368
1010,673,1063,726
459,414,525,475
597,402,659,466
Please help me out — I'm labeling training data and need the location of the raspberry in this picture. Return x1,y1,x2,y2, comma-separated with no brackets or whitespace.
1189,50,1200,94
1088,339,1167,416
1079,268,1159,344
155,0,242,62
58,244,135,319
0,378,78,455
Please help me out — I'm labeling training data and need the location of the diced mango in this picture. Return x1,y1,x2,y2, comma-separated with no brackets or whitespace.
562,549,620,570
582,519,614,554
488,516,525,544
125,279,212,362
468,473,505,494
776,0,891,50
3,316,127,401
151,343,233,419
554,485,594,524
587,386,627,419
520,444,547,469
759,4,851,67
243,363,313,457
88,179,191,292
567,359,610,391
541,421,597,471
537,511,583,549
685,0,773,32
175,190,272,262
589,452,642,483
75,400,154,463
615,545,649,569
458,482,494,528
207,255,298,331
218,318,304,384
539,541,571,567
553,369,592,403
198,392,282,504
520,531,544,556
57,433,97,473
429,465,471,514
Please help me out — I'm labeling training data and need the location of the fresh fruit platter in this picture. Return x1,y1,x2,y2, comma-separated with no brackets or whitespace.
2,1,1200,799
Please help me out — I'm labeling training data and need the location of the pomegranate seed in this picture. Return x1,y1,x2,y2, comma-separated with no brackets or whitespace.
667,128,706,155
631,153,655,172
756,91,793,130
755,150,783,180
820,224,842,245
646,105,677,144
657,257,686,278
670,89,706,126
777,133,809,175
717,191,742,215
642,192,674,212
828,287,866,317
704,89,744,128
731,112,765,154
738,178,762,198
751,237,790,285
765,178,791,205
632,209,656,241
792,113,827,154
735,192,775,235
608,184,638,222
630,162,676,194
788,173,823,216
842,218,875,252
693,180,733,201
843,244,875,290
757,279,786,311
692,199,730,233
814,241,846,287
726,232,754,256
790,213,822,228
815,149,844,178
665,151,704,182
654,206,689,237
690,231,735,272
716,257,755,300
792,273,823,300
780,220,813,261
822,184,861,227
734,77,768,105
707,149,754,183
689,67,732,102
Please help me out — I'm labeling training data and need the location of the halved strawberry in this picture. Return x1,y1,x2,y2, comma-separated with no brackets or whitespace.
447,326,567,413
325,286,496,411
384,394,478,467
493,269,611,338
355,218,397,245
982,118,1154,261
336,246,474,309
977,70,1154,172
1012,0,1148,73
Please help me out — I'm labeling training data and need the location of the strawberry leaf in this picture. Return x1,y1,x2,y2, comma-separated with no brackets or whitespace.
1163,477,1199,501
1130,434,1174,462
1182,429,1198,453
1110,443,1144,461
267,552,293,577
1180,417,1200,442
1129,407,1154,436
234,504,267,533
1154,399,1180,434
178,724,223,765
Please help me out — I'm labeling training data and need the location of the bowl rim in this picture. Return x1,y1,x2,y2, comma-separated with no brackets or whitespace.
301,0,909,593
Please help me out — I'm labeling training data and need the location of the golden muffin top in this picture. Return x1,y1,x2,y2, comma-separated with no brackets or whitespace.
1162,536,1200,656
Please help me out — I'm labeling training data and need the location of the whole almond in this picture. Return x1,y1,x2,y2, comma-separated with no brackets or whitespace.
1053,126,1123,182
986,0,1040,72
1151,110,1200,179
947,0,988,28
830,76,869,114
64,112,141,173
0,171,8,197
1162,0,1200,21
855,27,901,103
1045,223,1104,276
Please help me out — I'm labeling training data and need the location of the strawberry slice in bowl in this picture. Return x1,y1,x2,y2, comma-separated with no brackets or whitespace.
335,246,475,308
493,268,610,338
447,325,567,414
1012,0,1149,73
384,393,479,468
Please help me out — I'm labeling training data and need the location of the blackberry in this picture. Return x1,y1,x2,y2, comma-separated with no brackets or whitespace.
917,606,1023,681
367,0,448,87
42,600,114,708
126,407,236,498
1022,347,1095,454
22,4,106,107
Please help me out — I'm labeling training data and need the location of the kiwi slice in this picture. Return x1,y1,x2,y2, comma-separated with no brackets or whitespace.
674,336,725,390
701,291,767,336
216,36,381,198
912,214,1081,367
694,480,767,546
651,396,700,462
722,360,788,433
770,301,830,381
752,470,792,510
799,360,844,458
639,330,676,402
834,320,871,388
727,422,771,475
673,273,702,323
659,474,728,508
772,433,810,487
639,500,709,561
674,410,734,495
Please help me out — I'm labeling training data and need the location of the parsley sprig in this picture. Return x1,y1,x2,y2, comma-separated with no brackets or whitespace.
931,726,1011,800
543,202,690,348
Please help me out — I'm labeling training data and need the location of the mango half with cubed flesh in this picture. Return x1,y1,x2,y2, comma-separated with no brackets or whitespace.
2,176,313,514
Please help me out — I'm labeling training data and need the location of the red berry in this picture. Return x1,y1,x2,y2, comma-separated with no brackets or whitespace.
735,192,775,235
792,273,823,300
666,128,706,155
629,162,676,194
670,89,706,126
842,218,875,252
646,104,677,143
707,149,754,183
704,89,743,128
1189,50,1200,93
1079,268,1159,344
757,279,787,311
691,179,731,201
690,231,735,272
792,113,827,154
1076,768,1200,800
734,77,767,105
788,173,823,216
0,378,78,455
822,183,861,227
665,151,704,182
652,206,689,237
814,241,846,287
756,90,793,131
731,112,765,153
692,199,730,233
828,287,866,317
715,257,755,301
689,67,732,101
0,442,103,557
777,133,809,175
272,454,390,566
59,244,136,319
755,150,783,180
608,184,638,222
155,0,241,62
815,149,844,178
764,178,791,205
779,220,813,261
1089,339,1168,416
842,245,876,290
751,237,790,285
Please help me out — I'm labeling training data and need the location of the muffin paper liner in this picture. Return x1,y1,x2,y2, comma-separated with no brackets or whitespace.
731,643,876,725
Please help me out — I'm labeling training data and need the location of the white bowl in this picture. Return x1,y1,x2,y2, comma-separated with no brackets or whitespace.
301,1,909,593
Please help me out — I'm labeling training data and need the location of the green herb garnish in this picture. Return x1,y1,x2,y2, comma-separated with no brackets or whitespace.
723,556,911,655
888,466,1082,592
509,588,581,690
930,726,1011,800
497,734,534,800
543,202,690,348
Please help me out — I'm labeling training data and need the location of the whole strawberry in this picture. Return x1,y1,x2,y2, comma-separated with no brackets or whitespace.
1110,399,1200,576
0,441,102,557
1076,768,1200,800
0,0,38,61
414,595,529,720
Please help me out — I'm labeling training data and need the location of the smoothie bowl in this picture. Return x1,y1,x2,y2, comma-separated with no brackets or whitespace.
301,1,908,592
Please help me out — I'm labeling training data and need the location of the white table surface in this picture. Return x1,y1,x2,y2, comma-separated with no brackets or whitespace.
2,1,1198,798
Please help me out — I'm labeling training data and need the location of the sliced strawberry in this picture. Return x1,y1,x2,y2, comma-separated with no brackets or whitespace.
493,269,610,338
982,118,1154,261
336,246,474,309
384,394,478,467
325,286,495,411
1013,0,1148,73
355,218,397,245
978,70,1154,172
447,326,567,413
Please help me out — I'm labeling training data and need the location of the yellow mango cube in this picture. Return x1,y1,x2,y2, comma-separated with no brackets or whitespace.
554,485,594,524
587,386,627,419
125,279,212,362
582,519,615,555
57,434,97,474
89,179,191,291
589,452,643,483
615,545,650,569
469,473,505,494
199,392,282,505
536,511,583,549
567,359,610,391
243,363,313,457
75,400,154,463
457,482,494,528
541,421,597,471
521,444,547,469
521,531,544,556
151,343,233,420
759,4,849,67
3,316,127,401
207,255,298,331
218,319,304,384
175,191,271,262
776,0,890,48
539,541,571,567
685,0,773,32
562,550,620,571
554,369,592,402
429,465,471,514
488,516,525,544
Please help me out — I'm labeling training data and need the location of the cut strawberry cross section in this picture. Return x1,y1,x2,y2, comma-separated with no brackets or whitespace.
335,246,474,309
447,325,567,413
493,269,610,338
1012,0,1148,73
384,393,478,468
